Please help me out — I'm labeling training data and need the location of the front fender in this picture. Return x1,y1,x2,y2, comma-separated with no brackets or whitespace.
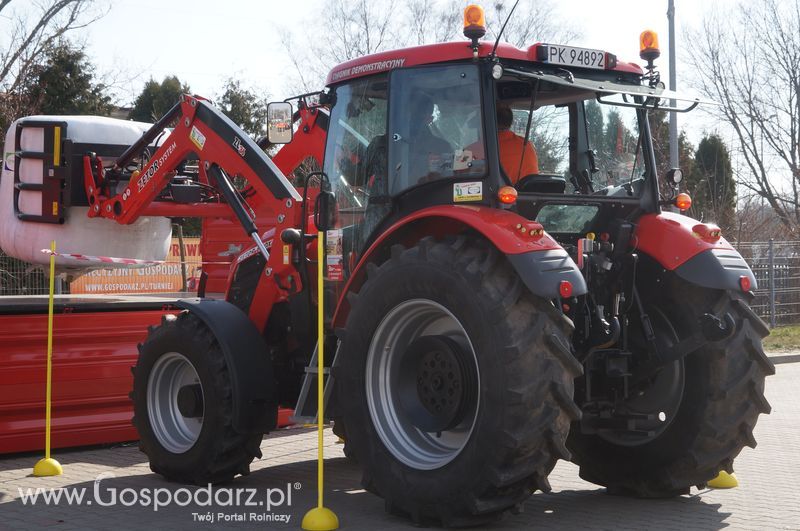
175,298,277,434
332,205,585,328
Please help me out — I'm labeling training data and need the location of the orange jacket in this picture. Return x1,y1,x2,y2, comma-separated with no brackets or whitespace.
498,130,539,184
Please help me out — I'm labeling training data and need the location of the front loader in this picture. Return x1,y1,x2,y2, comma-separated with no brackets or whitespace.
14,5,773,526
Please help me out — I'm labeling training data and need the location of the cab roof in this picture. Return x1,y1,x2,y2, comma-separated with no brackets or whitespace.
325,41,643,85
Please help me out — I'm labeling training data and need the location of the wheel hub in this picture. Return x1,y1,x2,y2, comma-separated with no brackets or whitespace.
399,335,476,433
366,299,481,470
146,352,204,454
177,384,204,418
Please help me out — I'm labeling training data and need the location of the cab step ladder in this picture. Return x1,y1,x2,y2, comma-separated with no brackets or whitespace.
291,340,341,424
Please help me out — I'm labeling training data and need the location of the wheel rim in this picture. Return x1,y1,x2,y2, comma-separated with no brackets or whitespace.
147,352,204,453
366,299,480,470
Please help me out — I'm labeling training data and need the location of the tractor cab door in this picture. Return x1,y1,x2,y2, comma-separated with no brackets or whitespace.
322,73,389,282
386,64,487,197
322,64,488,285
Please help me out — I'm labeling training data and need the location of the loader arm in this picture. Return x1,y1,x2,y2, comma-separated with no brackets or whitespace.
83,94,301,226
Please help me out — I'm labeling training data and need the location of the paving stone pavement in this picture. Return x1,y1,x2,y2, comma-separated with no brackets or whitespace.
1,360,798,530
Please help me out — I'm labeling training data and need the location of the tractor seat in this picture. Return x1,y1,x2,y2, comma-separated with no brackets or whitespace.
516,174,567,194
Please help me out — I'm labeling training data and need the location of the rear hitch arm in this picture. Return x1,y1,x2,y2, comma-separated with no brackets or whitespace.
634,312,736,383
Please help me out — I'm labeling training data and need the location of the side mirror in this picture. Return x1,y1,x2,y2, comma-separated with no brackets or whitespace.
314,187,337,232
666,168,683,186
266,102,293,144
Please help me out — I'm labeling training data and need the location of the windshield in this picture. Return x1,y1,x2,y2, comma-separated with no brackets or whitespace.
586,102,645,193
500,98,645,195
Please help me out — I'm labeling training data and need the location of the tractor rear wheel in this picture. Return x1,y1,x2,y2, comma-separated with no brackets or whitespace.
567,281,774,497
131,312,263,484
336,236,582,526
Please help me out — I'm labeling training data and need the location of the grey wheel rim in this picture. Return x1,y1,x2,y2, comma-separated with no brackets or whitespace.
147,352,203,453
366,299,480,470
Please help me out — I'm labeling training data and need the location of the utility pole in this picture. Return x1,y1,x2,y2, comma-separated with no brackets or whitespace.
668,0,678,169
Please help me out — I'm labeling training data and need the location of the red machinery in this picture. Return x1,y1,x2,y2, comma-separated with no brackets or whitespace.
0,101,326,454
3,5,773,526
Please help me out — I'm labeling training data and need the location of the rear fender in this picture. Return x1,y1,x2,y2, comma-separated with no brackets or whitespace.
332,205,586,328
175,298,277,434
635,211,755,291
673,248,757,292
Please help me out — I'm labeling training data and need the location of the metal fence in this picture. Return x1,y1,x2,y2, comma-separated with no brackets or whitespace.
0,250,54,296
735,240,799,327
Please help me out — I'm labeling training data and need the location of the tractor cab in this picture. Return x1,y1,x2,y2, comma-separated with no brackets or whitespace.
307,15,705,282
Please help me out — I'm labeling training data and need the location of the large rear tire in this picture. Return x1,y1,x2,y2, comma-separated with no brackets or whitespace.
336,236,582,526
567,279,774,497
131,312,263,484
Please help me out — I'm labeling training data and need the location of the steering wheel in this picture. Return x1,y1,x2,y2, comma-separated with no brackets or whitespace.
516,173,567,194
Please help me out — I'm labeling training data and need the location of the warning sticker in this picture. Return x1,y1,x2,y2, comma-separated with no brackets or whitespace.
453,181,483,202
190,126,206,151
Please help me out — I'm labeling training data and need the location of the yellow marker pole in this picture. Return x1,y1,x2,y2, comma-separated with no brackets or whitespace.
33,241,63,477
301,231,338,531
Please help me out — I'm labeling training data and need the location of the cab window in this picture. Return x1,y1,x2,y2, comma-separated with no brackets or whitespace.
323,75,388,206
387,65,485,195
322,74,389,267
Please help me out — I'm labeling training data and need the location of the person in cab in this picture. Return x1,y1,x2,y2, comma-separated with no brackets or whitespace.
496,104,539,184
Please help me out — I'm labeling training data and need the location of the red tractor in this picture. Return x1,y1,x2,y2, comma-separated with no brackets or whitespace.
66,8,771,526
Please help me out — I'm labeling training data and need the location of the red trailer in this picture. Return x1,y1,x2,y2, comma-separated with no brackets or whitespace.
0,294,295,454
0,295,178,453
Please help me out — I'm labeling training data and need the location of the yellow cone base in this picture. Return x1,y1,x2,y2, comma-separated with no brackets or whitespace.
302,506,339,531
708,471,738,489
33,457,63,477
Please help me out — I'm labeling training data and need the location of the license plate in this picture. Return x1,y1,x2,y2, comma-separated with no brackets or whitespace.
543,45,605,70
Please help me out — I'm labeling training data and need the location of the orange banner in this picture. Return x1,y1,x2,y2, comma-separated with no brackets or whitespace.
70,238,203,294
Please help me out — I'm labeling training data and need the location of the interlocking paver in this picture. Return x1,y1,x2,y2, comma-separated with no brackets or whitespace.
1,359,798,530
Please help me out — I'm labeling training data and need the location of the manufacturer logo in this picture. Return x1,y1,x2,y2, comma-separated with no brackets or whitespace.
136,141,177,192
233,137,246,157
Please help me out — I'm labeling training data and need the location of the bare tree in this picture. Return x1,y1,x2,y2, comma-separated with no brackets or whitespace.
686,0,800,232
486,0,580,48
0,0,105,130
0,1,104,91
734,193,794,243
405,0,462,46
281,0,579,94
281,0,397,93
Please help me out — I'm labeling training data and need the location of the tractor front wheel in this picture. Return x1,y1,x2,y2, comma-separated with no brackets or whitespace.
131,312,263,484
